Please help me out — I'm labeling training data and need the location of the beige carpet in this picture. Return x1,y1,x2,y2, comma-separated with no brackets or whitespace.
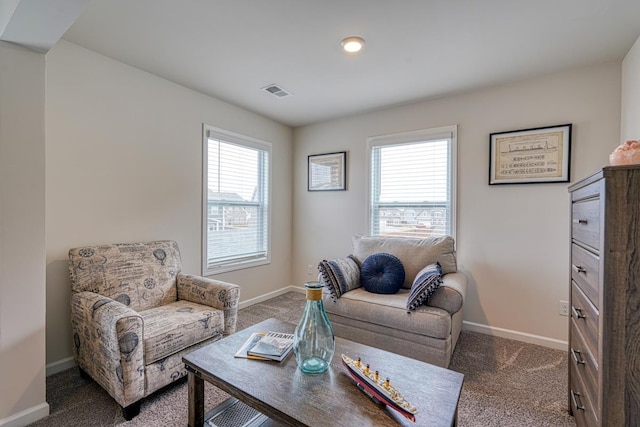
30,291,575,426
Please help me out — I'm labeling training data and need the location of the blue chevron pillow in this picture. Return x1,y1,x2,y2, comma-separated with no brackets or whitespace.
406,262,443,311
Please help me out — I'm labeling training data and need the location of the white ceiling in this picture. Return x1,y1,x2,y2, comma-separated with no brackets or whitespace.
48,1,640,126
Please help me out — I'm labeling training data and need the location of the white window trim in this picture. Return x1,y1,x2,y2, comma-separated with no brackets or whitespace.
366,125,457,241
202,124,272,276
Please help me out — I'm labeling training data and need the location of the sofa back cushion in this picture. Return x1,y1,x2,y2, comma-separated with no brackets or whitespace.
68,240,181,311
352,235,457,289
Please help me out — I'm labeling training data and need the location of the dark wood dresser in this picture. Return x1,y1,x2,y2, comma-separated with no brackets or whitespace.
568,165,640,426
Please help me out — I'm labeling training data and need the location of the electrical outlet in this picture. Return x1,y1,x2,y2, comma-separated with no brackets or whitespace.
559,300,569,316
307,264,314,275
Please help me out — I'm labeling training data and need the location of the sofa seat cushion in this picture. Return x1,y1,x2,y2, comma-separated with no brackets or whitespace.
324,288,452,340
140,300,224,364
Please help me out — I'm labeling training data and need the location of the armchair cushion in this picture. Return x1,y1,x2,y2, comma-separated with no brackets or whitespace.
360,253,405,294
332,288,452,340
140,300,224,364
68,241,182,311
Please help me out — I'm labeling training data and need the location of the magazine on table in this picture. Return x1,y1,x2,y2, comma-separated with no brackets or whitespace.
235,331,294,362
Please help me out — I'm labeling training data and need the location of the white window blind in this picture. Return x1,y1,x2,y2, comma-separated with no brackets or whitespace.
368,125,457,239
202,125,271,275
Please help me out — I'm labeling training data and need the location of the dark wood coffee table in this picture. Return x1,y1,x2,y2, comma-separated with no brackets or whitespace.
183,318,463,426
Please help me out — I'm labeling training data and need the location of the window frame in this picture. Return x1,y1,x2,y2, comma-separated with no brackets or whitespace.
367,125,457,241
202,124,272,276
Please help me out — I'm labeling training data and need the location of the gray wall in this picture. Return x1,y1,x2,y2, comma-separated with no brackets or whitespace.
292,61,622,347
45,40,294,368
0,42,48,423
622,35,640,140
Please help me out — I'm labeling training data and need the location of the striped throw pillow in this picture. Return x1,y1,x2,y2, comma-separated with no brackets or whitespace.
406,262,443,311
318,255,361,300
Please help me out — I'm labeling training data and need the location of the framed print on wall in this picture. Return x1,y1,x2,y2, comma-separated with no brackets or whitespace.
308,151,347,191
489,124,572,185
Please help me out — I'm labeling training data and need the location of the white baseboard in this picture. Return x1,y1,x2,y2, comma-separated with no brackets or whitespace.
238,285,305,309
46,356,75,376
462,321,568,351
0,402,49,427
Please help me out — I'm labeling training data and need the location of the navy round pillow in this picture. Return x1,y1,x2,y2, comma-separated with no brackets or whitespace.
360,253,405,294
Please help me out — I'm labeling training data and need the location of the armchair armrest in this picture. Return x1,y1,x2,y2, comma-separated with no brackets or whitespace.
70,291,145,408
176,273,240,335
426,271,467,315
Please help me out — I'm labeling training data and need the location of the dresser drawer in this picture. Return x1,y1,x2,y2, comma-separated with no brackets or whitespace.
572,198,600,250
571,244,599,307
571,281,599,357
570,319,599,415
571,179,601,202
570,360,599,427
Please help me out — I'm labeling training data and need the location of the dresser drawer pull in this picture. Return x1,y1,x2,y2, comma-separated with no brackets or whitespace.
572,306,586,319
571,348,586,365
572,264,586,274
571,390,585,411
573,218,589,225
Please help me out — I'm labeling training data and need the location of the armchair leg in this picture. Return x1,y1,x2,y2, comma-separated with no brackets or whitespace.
122,401,141,420
78,366,89,380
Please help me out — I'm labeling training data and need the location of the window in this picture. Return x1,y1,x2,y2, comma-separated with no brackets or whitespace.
368,125,457,239
202,125,271,275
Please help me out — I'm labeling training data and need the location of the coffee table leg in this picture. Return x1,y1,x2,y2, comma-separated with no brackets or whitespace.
188,370,204,427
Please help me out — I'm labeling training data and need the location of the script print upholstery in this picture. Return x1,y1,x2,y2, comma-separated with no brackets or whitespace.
68,240,240,415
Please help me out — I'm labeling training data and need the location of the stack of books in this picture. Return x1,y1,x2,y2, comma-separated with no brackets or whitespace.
234,331,295,362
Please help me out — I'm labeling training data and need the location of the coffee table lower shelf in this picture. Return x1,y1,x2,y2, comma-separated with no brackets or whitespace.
205,397,285,427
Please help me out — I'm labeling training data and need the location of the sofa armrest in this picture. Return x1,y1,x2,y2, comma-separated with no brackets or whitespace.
176,273,240,335
426,271,467,315
70,291,145,407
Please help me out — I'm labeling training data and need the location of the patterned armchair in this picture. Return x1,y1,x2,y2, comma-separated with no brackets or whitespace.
68,240,240,419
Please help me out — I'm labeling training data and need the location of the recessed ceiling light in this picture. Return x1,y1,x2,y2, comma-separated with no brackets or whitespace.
341,36,365,53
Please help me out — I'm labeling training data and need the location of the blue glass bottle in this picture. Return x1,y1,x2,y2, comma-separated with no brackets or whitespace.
293,282,335,374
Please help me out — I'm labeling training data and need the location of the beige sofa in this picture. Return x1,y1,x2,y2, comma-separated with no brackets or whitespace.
320,235,467,368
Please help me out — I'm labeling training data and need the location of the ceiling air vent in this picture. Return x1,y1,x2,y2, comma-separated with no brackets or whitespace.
262,84,292,98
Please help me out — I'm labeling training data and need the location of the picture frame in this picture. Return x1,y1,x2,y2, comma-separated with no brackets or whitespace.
489,124,572,185
308,151,347,191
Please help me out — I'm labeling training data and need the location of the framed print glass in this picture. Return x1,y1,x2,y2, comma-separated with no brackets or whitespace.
489,124,572,185
308,151,346,191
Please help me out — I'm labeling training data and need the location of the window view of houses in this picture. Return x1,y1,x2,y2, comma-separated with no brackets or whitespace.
374,205,449,238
